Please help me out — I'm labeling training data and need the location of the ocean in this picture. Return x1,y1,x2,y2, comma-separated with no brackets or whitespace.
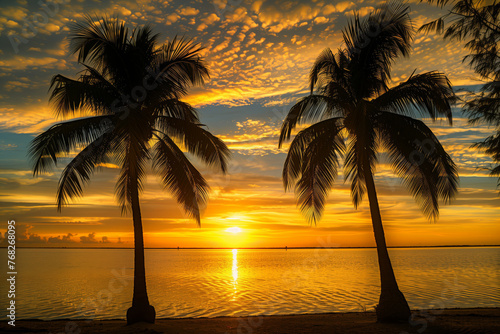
2,247,499,320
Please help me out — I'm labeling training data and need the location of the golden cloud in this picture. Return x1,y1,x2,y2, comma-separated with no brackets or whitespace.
0,56,66,70
177,6,199,16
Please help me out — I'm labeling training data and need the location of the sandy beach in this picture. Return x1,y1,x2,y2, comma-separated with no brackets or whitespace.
1,308,499,334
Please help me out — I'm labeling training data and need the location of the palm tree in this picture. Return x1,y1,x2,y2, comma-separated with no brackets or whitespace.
29,17,229,324
279,3,458,322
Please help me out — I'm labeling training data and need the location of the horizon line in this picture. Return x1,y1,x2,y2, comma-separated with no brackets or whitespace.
3,244,499,249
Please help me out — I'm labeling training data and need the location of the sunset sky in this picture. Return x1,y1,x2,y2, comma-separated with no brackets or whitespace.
0,0,498,248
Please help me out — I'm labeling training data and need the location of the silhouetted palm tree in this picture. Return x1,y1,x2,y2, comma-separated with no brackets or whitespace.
29,17,229,324
279,3,458,322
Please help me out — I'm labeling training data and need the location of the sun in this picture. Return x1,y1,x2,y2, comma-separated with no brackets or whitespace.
226,227,242,234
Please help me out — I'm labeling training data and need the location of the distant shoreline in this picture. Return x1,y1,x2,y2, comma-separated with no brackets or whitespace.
2,245,499,249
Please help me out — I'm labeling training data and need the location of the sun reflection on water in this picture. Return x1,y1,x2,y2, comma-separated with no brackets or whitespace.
231,249,238,300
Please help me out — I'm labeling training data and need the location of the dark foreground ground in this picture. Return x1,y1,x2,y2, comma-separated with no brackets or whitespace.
1,308,499,334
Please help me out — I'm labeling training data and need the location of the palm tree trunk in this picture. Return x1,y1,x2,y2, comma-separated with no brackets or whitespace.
363,161,411,322
126,172,156,324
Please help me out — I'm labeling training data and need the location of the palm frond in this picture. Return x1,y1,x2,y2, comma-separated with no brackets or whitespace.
156,116,230,173
309,48,353,117
310,48,351,95
417,17,445,35
376,111,459,220
310,48,336,93
152,133,209,225
29,115,115,175
344,2,414,98
283,117,344,190
279,95,339,147
150,99,200,123
56,133,112,210
70,15,129,73
283,118,344,224
372,71,456,124
153,36,209,98
130,24,159,65
49,70,119,117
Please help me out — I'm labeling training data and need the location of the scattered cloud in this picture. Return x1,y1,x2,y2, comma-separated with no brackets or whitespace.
0,56,65,70
346,6,375,17
177,6,199,16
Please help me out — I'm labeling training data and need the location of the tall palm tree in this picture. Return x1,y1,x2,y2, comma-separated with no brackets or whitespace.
29,17,229,324
279,3,458,322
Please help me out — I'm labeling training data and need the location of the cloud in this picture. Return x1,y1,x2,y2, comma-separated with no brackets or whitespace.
323,2,355,15
116,6,132,16
313,17,329,25
166,13,180,25
4,79,32,91
197,23,208,31
0,224,122,246
0,105,55,133
211,37,231,53
212,0,226,11
223,7,248,23
44,23,60,32
251,0,264,13
201,13,220,25
177,7,199,16
79,232,113,244
219,119,282,155
96,163,120,169
0,143,18,150
0,56,65,70
11,224,45,243
0,6,28,21
48,233,76,243
346,7,376,17
253,1,323,33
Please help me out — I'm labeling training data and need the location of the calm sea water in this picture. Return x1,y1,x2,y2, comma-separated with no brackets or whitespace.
2,247,499,320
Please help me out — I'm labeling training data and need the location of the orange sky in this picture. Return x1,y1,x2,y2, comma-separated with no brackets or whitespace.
0,0,499,248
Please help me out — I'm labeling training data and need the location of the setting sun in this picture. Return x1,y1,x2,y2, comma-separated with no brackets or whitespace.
226,227,242,234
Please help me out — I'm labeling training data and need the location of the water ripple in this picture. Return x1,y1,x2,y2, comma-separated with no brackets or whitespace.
3,247,499,320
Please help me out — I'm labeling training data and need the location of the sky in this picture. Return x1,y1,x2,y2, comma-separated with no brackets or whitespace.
0,0,498,248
